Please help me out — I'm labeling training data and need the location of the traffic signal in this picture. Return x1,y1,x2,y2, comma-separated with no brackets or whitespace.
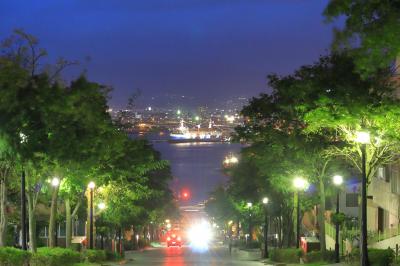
181,189,190,200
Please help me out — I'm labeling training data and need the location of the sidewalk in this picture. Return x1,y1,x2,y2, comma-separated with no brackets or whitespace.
259,260,345,266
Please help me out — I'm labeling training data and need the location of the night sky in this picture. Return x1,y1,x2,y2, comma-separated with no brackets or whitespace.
1,0,334,109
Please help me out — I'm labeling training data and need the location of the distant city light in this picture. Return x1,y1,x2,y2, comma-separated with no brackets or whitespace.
177,109,181,115
225,115,235,123
195,116,200,121
147,106,152,111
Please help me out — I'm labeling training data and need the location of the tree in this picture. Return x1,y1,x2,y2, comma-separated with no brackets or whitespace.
324,1,400,76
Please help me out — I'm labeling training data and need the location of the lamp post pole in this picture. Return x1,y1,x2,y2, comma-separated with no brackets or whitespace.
332,175,344,263
293,177,308,249
88,181,95,249
361,143,368,266
21,169,27,250
296,191,300,249
335,189,340,262
247,202,252,243
262,197,269,258
89,187,94,249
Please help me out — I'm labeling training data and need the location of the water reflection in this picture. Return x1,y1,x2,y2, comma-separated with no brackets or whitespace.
153,141,242,204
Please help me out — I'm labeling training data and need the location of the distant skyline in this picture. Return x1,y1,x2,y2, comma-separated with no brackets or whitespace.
1,0,334,109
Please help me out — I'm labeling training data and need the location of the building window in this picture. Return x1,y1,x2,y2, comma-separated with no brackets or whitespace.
346,193,359,207
377,167,388,182
391,164,400,194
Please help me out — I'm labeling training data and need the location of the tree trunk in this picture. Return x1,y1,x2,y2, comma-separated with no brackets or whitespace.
65,198,72,248
48,186,59,247
27,192,37,252
0,177,7,247
318,176,327,252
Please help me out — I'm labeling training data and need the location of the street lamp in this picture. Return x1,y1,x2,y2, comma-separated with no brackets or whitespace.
51,177,60,187
262,197,269,258
19,133,28,250
98,202,106,210
355,131,370,266
88,181,95,249
293,177,308,248
333,175,343,263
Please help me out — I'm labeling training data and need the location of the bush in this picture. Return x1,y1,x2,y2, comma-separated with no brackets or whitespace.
238,240,260,250
350,248,394,266
0,247,30,266
30,247,80,266
81,249,106,263
303,250,335,263
270,248,302,263
369,248,394,266
105,250,123,261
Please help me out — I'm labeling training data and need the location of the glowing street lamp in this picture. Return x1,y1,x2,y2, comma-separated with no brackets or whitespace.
195,116,200,121
246,202,252,208
51,177,60,187
98,202,106,210
333,175,343,263
177,109,181,115
293,177,308,248
355,131,370,144
355,131,370,265
262,197,269,258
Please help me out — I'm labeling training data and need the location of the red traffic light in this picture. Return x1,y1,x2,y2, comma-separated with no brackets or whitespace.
181,189,190,200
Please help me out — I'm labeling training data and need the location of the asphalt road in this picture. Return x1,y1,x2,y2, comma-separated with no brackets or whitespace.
122,245,262,266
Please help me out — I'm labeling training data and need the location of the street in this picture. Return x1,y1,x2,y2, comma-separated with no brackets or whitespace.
122,245,262,266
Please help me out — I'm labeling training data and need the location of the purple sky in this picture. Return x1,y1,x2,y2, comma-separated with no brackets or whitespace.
0,0,334,109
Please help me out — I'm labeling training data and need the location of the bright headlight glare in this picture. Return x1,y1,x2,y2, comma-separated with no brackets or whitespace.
187,220,213,251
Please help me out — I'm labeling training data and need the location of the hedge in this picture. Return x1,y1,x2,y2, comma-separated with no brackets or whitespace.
270,248,302,263
350,248,394,266
30,247,81,266
0,247,30,266
81,249,106,263
303,250,335,263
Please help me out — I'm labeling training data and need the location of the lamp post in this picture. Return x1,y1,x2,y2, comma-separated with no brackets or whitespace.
262,197,269,258
21,169,27,250
293,177,308,248
88,181,95,249
355,131,370,266
19,133,27,250
247,202,252,242
49,177,60,247
333,175,343,263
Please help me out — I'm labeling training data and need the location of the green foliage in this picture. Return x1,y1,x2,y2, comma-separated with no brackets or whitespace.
270,248,302,263
237,240,260,250
105,250,122,261
30,247,81,266
0,247,30,266
324,1,400,76
81,249,106,263
303,250,335,263
350,248,394,266
331,212,346,225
